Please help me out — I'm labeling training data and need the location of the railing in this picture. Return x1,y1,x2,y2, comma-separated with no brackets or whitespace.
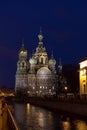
6,104,19,130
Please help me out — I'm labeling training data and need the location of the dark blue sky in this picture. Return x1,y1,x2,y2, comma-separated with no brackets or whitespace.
0,1,87,87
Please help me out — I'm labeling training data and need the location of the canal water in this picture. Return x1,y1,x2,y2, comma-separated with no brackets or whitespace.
14,103,87,130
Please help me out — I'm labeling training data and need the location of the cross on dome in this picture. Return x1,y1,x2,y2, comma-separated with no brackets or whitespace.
38,27,43,42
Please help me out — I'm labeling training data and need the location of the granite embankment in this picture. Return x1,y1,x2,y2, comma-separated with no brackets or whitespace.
25,97,87,117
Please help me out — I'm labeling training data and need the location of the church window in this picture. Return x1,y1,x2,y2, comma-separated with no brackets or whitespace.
22,62,25,68
41,58,43,64
84,84,86,93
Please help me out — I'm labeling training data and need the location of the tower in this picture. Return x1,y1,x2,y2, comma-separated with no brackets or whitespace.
15,41,28,94
34,29,48,69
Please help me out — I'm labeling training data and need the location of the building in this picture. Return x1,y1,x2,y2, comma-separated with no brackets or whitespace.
79,59,87,95
63,63,79,93
15,30,63,96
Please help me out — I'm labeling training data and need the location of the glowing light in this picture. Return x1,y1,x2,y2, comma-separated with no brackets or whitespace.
80,70,83,76
20,51,23,54
75,120,87,130
62,120,71,130
80,69,86,76
79,59,87,94
33,87,35,89
65,86,68,90
80,60,87,69
52,86,54,90
40,86,42,89
27,103,30,114
27,91,30,94
38,112,44,127
83,69,86,75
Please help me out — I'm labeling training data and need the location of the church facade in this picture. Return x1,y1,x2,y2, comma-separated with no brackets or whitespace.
15,31,62,96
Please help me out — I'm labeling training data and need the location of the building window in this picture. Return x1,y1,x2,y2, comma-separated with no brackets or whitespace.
84,84,86,93
22,62,25,68
41,58,43,64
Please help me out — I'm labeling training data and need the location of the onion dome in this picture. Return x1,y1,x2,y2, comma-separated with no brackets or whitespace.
37,67,51,75
49,52,56,66
19,39,27,53
18,40,27,59
29,56,37,65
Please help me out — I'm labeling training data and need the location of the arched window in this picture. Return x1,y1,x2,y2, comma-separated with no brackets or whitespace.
41,58,43,64
22,62,25,68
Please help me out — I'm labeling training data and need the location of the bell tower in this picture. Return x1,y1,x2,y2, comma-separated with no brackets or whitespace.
15,41,28,95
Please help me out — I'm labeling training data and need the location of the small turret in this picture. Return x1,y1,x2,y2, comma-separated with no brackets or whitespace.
49,51,56,73
49,51,56,66
29,55,37,65
29,52,37,73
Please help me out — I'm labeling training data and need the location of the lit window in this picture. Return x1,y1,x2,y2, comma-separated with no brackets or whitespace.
52,86,54,90
40,86,42,89
49,89,51,92
33,87,35,89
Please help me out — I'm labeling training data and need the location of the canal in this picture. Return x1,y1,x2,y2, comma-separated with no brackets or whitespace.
13,102,87,130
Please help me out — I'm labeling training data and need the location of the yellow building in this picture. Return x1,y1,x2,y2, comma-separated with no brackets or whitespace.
79,59,87,95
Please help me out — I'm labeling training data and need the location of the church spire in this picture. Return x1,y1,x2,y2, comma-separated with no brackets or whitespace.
38,27,43,42
59,57,62,65
22,38,24,48
58,57,62,74
35,28,46,53
40,26,42,34
51,51,54,59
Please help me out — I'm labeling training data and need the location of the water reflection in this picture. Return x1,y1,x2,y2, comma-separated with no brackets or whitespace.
14,103,26,123
74,120,87,130
14,103,87,130
61,117,71,130
27,103,30,114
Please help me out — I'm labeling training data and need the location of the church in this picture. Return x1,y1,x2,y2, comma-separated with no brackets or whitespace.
15,30,63,96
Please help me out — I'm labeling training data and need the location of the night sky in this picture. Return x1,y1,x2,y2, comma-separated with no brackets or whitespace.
0,1,87,87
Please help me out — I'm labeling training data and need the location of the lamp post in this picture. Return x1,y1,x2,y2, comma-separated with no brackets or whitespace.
64,86,68,98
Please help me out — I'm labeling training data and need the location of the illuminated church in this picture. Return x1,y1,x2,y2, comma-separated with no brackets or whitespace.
15,30,63,96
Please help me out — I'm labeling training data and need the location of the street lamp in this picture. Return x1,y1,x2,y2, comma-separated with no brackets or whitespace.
65,86,68,91
64,86,68,98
